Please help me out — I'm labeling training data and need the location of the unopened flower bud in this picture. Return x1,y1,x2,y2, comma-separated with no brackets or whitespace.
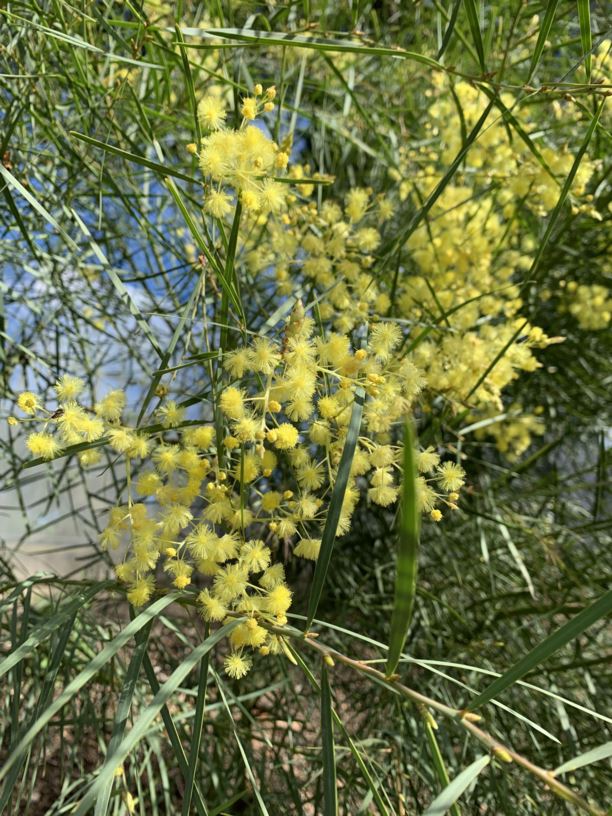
493,746,513,763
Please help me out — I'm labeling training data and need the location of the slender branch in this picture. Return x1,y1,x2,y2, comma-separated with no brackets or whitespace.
261,621,606,816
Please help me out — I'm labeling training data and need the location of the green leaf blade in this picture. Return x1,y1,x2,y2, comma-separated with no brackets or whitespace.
466,589,612,711
463,0,486,72
321,663,338,816
554,741,612,777
306,387,364,628
386,419,420,677
527,0,560,82
577,0,592,82
423,755,490,816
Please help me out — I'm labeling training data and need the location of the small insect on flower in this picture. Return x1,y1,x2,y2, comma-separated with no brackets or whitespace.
17,392,40,415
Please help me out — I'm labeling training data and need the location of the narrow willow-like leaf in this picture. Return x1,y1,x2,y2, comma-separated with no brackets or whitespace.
0,601,78,812
467,98,604,400
423,720,461,816
437,0,462,60
321,663,338,816
480,88,554,177
215,672,270,816
68,205,165,359
466,589,612,711
288,646,390,815
73,621,240,816
306,387,365,628
526,0,560,82
462,0,486,72
220,199,243,356
180,27,442,69
423,755,490,815
2,186,40,258
0,582,112,678
70,131,194,182
141,652,209,816
137,266,205,425
301,616,612,726
4,10,163,69
0,164,78,251
0,574,54,612
554,741,612,776
577,0,592,82
386,100,494,255
0,593,180,783
182,625,211,816
386,420,420,677
175,24,202,147
164,177,244,319
94,624,153,816
208,791,250,816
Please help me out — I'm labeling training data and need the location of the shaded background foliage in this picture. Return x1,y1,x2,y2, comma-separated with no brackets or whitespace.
1,1,611,814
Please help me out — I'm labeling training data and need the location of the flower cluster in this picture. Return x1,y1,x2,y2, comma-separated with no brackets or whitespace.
14,293,469,676
14,375,122,465
192,84,290,217
15,72,607,678
250,175,559,457
564,282,611,331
